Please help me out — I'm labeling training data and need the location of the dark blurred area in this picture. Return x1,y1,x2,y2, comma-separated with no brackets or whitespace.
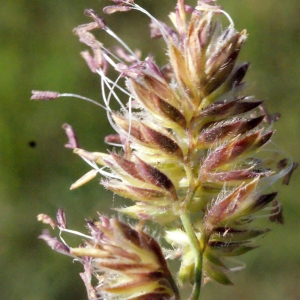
0,0,299,299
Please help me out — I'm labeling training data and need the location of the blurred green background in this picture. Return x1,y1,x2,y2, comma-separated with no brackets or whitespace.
0,0,299,299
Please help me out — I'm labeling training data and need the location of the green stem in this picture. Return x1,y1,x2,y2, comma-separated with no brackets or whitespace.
180,212,203,300
179,130,203,299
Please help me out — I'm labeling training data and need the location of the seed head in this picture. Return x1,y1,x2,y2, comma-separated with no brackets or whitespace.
36,0,295,296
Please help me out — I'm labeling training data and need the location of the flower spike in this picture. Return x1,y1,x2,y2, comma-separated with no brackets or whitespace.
36,0,295,299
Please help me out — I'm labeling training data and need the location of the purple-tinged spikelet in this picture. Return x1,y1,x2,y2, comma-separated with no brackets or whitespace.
39,210,179,299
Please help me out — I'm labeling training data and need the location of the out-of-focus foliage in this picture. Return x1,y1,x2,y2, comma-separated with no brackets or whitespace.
0,0,299,299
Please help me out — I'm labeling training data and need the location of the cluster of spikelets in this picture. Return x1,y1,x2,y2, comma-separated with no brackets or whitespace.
34,1,294,299
38,209,179,299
